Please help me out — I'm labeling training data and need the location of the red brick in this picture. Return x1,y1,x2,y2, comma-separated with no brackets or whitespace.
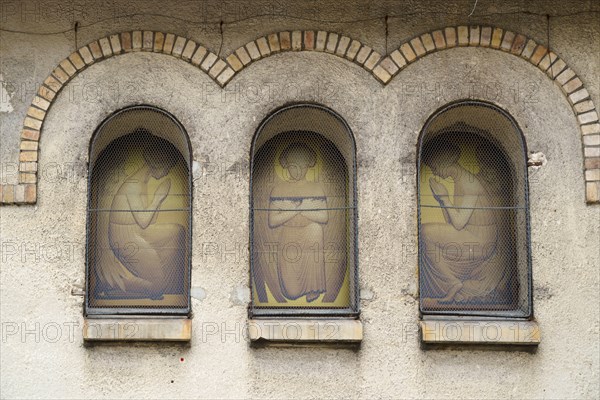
78,46,94,64
24,184,37,203
291,31,302,51
400,43,416,62
21,129,40,141
457,26,469,46
585,157,600,169
121,32,132,52
216,67,235,86
19,173,36,184
191,46,208,66
143,31,153,50
491,28,503,49
132,31,142,50
510,34,527,55
99,37,113,57
326,33,338,53
256,37,270,56
279,31,291,50
345,40,361,60
500,31,515,51
172,36,187,57
410,37,426,56
480,27,492,47
420,33,435,52
163,33,175,54
226,54,244,71
586,181,600,203
445,27,457,48
153,32,165,52
469,26,480,46
268,33,280,52
303,31,315,50
200,53,218,71
432,30,446,49
52,67,69,84
181,40,196,60
315,31,327,51
88,41,103,59
530,45,547,65
109,34,122,54
20,151,38,162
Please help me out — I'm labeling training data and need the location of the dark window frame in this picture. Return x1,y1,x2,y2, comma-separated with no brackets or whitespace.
416,100,534,319
84,105,193,317
249,103,360,318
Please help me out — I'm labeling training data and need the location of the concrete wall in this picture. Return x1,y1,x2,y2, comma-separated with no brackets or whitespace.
1,1,599,398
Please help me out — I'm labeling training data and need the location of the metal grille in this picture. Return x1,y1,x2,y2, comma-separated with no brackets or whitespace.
250,104,359,317
85,106,192,316
417,101,532,318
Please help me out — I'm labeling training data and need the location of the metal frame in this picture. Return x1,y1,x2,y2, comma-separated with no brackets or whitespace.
416,99,533,319
84,105,193,317
248,103,360,318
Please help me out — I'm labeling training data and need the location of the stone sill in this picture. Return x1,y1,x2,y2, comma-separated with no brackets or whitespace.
420,318,540,345
83,318,191,342
248,319,362,345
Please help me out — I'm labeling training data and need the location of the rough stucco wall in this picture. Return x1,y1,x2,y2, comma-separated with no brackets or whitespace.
1,1,599,399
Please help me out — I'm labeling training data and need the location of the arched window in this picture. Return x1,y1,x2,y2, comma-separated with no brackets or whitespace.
418,101,532,318
85,105,192,316
250,104,358,317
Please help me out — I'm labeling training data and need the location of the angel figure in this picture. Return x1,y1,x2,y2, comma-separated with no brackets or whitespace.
268,143,329,302
101,133,186,299
420,138,503,305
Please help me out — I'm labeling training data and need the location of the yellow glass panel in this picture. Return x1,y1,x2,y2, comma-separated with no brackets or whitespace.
252,133,351,308
419,133,519,312
89,131,189,309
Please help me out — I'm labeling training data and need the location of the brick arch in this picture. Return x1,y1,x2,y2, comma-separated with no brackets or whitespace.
373,26,599,203
1,27,598,204
1,31,228,204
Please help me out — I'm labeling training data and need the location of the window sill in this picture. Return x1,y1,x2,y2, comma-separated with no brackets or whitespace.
248,318,362,345
420,318,540,345
83,317,191,342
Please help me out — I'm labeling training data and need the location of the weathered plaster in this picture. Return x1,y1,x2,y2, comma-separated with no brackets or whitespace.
1,1,598,399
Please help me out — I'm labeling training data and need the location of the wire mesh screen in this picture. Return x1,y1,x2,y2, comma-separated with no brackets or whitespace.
86,106,192,315
250,105,358,316
417,101,532,318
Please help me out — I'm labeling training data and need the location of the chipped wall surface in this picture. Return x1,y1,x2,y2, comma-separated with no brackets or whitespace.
1,1,599,398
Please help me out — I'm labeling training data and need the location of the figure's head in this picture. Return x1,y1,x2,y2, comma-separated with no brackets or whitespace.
279,143,316,181
139,130,179,179
421,137,461,178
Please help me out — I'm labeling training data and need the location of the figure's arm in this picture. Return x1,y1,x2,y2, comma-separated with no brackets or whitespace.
429,177,475,230
298,198,329,224
436,194,477,230
268,200,299,228
127,179,170,229
440,207,451,224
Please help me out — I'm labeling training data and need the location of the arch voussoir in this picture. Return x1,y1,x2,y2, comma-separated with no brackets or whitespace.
1,26,598,205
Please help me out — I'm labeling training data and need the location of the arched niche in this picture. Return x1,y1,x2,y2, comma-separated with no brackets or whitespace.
249,104,359,317
85,105,192,316
417,100,532,318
